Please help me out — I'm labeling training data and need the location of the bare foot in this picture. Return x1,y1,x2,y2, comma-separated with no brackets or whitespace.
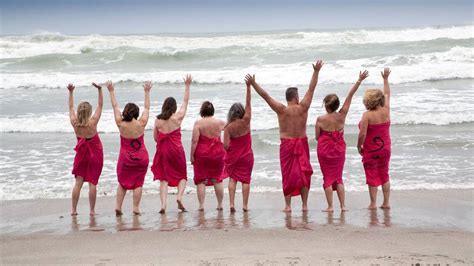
302,207,309,212
230,207,236,213
322,207,334,212
198,208,204,212
115,209,123,217
216,207,223,211
380,204,391,209
159,209,165,214
341,206,348,212
71,212,78,216
368,204,377,210
282,207,291,212
242,208,249,212
177,200,186,212
133,211,141,216
90,211,96,216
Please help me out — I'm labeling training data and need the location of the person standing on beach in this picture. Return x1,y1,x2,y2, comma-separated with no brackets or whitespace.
151,75,192,214
357,68,392,210
107,80,152,216
316,70,369,212
245,59,323,212
68,82,104,216
222,78,254,213
191,101,226,211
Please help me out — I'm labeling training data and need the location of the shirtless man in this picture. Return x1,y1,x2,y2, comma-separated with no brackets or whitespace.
245,59,323,212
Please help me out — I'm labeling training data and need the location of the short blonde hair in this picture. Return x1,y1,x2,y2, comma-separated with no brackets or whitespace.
363,89,385,110
76,102,92,127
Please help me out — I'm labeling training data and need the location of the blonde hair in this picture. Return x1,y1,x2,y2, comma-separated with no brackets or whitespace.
76,102,92,127
323,94,340,113
363,89,385,110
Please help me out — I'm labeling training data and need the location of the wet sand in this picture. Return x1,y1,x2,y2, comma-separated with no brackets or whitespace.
1,189,473,264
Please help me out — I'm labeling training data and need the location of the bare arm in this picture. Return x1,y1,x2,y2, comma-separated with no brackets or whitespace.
315,117,321,140
339,70,369,116
223,128,230,150
139,81,152,127
176,74,192,120
190,122,200,163
357,113,369,156
245,74,285,114
242,80,251,123
153,119,158,142
300,60,323,110
67,84,77,126
381,67,391,110
106,81,122,127
90,83,103,125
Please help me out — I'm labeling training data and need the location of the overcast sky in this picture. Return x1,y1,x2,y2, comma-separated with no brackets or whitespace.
1,0,472,35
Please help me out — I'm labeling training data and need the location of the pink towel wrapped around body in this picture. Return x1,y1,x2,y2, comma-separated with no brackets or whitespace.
280,137,313,196
151,128,187,187
193,135,226,186
360,121,391,187
117,134,149,190
222,132,254,184
317,130,346,190
72,133,104,185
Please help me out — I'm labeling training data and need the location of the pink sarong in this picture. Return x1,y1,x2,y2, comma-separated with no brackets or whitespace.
72,133,104,185
117,134,149,190
360,121,391,187
280,137,313,196
222,132,254,184
193,135,226,186
151,128,187,187
317,130,346,190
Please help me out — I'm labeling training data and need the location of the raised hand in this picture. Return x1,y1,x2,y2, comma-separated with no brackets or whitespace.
184,74,193,86
106,80,114,92
244,74,256,86
381,67,391,80
143,81,152,92
92,82,102,90
359,70,369,82
312,60,323,72
67,83,75,92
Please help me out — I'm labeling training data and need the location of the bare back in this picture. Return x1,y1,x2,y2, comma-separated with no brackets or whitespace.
365,106,390,125
317,112,345,132
278,105,309,138
196,117,225,138
155,114,182,134
73,121,98,139
225,118,250,138
118,119,146,139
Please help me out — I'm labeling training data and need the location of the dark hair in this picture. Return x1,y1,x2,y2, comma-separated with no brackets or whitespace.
200,101,214,117
122,103,139,122
227,103,245,124
157,97,177,120
286,87,299,102
323,94,340,113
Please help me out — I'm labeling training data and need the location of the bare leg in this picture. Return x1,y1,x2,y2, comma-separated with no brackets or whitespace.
242,183,250,211
159,181,168,213
283,195,292,212
71,176,84,216
300,186,309,212
197,183,206,211
132,187,143,215
228,178,237,212
115,185,126,216
88,183,97,215
380,182,391,209
368,186,378,210
323,187,334,212
176,179,187,212
214,181,224,210
336,184,347,211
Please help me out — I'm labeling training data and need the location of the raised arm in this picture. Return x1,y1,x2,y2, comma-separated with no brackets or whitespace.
139,81,152,127
245,74,285,114
67,83,77,126
190,121,200,163
90,82,103,125
381,67,391,110
300,60,323,110
339,70,369,116
357,112,369,156
176,74,192,120
106,81,122,127
242,78,252,123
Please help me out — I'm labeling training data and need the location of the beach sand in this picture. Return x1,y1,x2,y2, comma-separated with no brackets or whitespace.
1,189,473,264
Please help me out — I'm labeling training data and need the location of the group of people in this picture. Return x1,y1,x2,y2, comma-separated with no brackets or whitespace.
68,59,392,217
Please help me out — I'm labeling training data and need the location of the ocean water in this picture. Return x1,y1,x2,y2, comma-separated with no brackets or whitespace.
0,25,473,200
